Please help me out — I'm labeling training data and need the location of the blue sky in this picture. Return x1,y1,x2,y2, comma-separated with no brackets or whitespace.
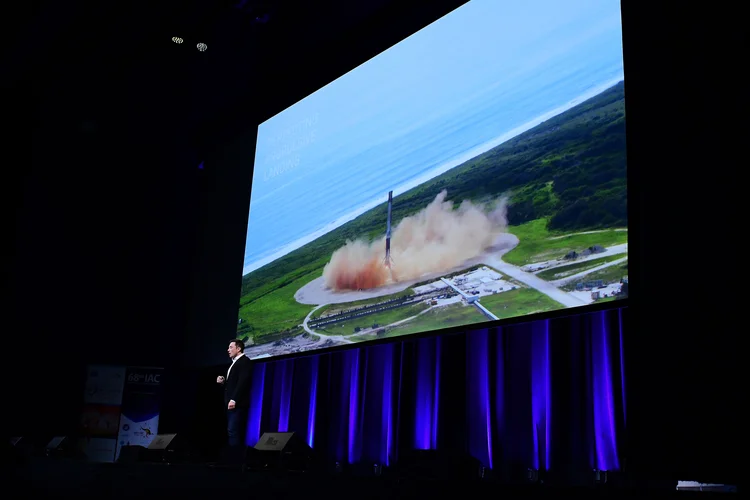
244,0,624,274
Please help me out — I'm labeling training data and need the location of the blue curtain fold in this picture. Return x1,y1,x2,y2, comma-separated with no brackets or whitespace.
245,307,627,475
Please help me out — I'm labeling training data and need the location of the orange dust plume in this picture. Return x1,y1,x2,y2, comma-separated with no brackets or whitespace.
322,190,509,291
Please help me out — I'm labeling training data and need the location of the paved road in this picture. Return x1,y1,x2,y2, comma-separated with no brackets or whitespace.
483,254,587,308
302,303,354,343
564,243,627,263
479,232,587,308
550,256,628,287
547,228,627,239
302,304,326,335
303,299,438,342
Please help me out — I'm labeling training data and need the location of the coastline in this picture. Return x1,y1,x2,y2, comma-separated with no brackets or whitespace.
241,75,624,277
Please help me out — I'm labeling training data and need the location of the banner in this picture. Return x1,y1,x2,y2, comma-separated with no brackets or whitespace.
80,404,121,437
116,366,164,460
80,365,126,462
84,364,126,405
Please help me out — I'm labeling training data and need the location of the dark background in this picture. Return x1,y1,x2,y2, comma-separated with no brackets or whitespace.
4,0,742,485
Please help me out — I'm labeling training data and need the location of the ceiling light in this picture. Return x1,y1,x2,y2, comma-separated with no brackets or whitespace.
197,43,207,52
172,37,183,44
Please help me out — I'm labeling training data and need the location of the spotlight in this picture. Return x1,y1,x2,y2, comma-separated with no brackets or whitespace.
197,42,207,52
172,37,183,44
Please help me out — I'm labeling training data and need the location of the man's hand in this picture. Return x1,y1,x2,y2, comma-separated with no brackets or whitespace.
228,400,236,410
216,376,225,384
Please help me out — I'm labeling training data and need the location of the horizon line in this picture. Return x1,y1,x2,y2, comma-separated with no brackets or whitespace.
241,76,625,277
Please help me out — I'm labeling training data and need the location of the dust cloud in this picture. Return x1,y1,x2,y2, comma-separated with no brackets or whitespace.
322,190,509,290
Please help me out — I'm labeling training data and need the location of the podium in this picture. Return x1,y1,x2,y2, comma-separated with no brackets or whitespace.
245,432,315,471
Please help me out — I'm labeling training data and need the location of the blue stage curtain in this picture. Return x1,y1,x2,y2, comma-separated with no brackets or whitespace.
245,306,627,475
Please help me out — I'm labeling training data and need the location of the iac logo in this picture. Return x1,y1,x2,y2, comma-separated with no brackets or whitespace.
127,373,161,384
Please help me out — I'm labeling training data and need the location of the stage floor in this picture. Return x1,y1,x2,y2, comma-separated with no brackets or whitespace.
7,456,732,499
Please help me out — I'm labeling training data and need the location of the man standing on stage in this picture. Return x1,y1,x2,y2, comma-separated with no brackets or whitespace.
216,339,252,449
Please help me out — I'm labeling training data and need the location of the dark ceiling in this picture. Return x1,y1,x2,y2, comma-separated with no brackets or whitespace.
5,0,471,437
6,0,468,369
8,1,399,151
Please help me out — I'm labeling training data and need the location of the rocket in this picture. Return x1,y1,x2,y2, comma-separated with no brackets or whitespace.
384,191,393,267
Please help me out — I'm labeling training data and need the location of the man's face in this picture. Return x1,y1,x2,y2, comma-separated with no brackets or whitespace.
227,342,241,358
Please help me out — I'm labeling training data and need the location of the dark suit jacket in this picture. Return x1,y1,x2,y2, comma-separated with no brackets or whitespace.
224,355,252,408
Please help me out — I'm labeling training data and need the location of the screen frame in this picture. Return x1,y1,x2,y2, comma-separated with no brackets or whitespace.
232,0,633,364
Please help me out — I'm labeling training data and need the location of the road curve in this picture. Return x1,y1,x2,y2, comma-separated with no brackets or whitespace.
483,254,587,308
302,303,354,344
550,256,628,287
302,304,326,335
479,232,587,308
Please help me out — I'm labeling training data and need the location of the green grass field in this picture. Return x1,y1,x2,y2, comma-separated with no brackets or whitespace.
239,257,328,307
311,288,415,319
503,218,627,265
479,287,563,318
351,335,379,343
375,302,487,338
315,302,430,335
350,287,566,343
237,270,320,341
595,296,619,304
561,260,628,291
535,253,626,280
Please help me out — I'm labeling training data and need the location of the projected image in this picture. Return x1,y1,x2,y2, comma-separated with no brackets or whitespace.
238,0,628,359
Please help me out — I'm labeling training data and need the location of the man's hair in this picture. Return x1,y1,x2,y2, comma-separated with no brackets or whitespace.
229,339,245,352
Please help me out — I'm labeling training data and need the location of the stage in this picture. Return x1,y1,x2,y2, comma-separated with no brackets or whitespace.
7,455,726,499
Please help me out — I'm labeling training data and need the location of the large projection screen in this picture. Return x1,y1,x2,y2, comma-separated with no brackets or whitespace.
237,0,627,360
